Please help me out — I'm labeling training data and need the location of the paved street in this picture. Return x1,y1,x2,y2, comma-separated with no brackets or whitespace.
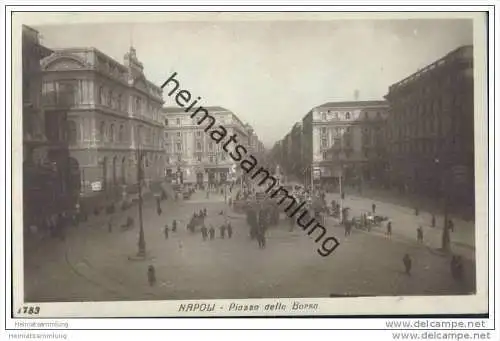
23,189,475,303
325,190,476,260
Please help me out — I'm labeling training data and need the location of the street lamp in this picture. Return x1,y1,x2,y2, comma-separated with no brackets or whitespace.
434,157,450,252
136,148,146,258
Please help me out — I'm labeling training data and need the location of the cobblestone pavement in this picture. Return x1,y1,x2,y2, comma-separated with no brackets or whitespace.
24,191,475,303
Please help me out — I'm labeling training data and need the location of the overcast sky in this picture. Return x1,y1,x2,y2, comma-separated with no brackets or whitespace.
33,17,473,147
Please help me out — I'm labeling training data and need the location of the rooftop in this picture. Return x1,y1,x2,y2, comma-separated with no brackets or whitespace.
388,45,473,91
316,100,388,109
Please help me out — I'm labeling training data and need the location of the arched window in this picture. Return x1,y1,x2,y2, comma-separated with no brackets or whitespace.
99,121,106,142
99,87,105,104
67,120,78,145
108,90,112,107
109,124,115,142
118,125,124,142
345,112,351,120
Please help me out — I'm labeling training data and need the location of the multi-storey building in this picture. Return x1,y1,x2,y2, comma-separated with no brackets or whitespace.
22,25,55,225
385,45,474,207
41,46,165,202
302,100,389,187
161,106,249,186
290,122,303,180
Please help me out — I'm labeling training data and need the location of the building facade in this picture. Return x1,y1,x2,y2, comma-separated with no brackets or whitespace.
302,100,389,187
161,106,249,186
22,25,57,226
384,45,474,207
41,46,165,202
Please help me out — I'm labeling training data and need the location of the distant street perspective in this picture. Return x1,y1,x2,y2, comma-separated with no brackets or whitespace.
21,21,476,303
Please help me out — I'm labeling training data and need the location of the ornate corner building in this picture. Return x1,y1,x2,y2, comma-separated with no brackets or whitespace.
302,101,389,187
161,106,250,186
40,46,165,203
22,25,55,226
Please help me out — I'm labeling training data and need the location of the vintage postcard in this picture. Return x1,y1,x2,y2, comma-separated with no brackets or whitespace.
10,11,489,318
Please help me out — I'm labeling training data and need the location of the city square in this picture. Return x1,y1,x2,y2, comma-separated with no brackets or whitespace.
20,19,477,304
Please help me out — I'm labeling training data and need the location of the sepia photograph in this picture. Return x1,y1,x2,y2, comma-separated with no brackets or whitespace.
11,11,489,318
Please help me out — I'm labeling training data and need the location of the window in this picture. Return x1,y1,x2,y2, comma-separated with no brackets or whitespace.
209,156,214,163
176,132,181,137
135,97,140,113
177,155,182,162
334,112,339,120
322,152,328,160
118,125,124,142
196,131,201,137
322,113,327,121
108,90,112,107
176,143,182,151
166,156,170,164
99,121,106,142
365,112,369,119
209,142,214,150
176,118,181,125
321,138,328,148
164,119,169,126
321,127,327,135
197,142,202,151
109,124,115,142
345,112,351,120
58,82,76,106
67,120,77,145
164,132,169,139
99,87,105,104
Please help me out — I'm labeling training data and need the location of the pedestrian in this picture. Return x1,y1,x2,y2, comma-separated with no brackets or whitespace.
147,265,156,286
372,203,376,214
157,206,162,216
417,226,424,243
227,223,233,239
203,208,207,217
201,224,208,241
164,225,169,239
172,219,177,232
403,254,412,276
219,224,226,239
386,221,392,237
431,215,436,228
209,226,215,240
452,255,464,281
448,219,455,232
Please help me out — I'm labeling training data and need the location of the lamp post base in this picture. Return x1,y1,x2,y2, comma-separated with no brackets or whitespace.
127,253,153,261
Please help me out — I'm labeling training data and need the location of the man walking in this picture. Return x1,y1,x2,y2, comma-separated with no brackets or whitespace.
417,226,424,243
209,226,215,240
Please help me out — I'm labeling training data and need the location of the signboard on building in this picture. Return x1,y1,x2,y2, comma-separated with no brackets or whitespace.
91,181,102,192
313,168,321,180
